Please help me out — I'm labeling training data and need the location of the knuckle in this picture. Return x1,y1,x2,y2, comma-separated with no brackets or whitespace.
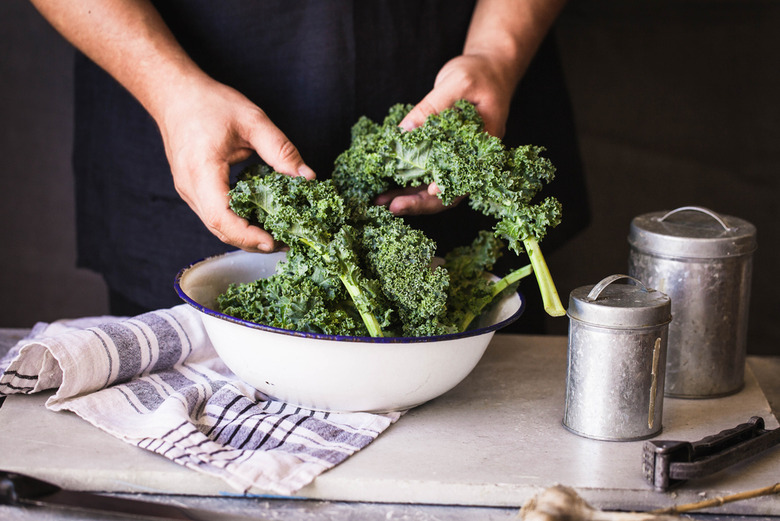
275,139,300,164
203,213,226,239
415,99,440,119
243,105,269,125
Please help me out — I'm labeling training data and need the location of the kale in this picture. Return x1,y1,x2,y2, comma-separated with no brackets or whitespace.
333,99,564,317
222,166,452,337
218,100,563,337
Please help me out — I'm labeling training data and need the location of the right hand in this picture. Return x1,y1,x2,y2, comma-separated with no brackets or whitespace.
156,77,315,253
27,0,315,252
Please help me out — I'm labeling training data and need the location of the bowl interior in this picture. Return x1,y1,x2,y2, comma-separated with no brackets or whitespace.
175,250,524,342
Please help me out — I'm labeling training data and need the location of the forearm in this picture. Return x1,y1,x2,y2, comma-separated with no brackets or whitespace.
28,0,208,123
464,0,567,93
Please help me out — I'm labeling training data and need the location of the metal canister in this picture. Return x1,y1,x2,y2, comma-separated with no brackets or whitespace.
564,275,671,441
628,206,757,399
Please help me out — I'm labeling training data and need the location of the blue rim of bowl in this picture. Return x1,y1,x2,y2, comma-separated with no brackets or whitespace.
174,253,525,344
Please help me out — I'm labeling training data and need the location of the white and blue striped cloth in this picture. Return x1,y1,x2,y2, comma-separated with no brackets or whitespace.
0,305,400,495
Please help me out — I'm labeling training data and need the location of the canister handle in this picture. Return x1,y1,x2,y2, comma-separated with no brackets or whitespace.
657,206,732,231
587,274,647,301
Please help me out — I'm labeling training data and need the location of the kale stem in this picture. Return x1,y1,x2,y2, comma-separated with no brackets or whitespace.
338,275,385,337
302,237,385,337
523,237,565,317
457,263,534,332
491,263,533,297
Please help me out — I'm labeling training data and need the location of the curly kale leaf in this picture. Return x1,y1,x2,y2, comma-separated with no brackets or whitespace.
442,231,504,330
355,205,452,337
331,106,408,205
228,166,389,336
217,251,366,336
332,99,565,316
443,231,535,331
223,167,454,337
230,164,347,248
220,97,567,335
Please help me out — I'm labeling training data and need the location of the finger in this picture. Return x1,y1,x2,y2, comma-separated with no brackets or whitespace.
218,210,278,253
475,105,507,138
374,185,429,207
179,163,278,252
387,191,449,216
398,95,456,132
374,191,397,206
242,112,316,180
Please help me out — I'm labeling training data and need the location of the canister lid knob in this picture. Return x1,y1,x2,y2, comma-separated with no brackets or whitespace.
568,274,671,328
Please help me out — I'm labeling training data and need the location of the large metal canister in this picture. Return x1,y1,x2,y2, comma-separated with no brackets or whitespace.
628,206,757,399
564,275,671,441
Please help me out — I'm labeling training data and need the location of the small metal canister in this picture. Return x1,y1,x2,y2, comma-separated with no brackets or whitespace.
628,206,757,399
564,275,671,441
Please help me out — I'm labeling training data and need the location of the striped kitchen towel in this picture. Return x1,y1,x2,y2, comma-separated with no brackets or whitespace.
0,305,401,495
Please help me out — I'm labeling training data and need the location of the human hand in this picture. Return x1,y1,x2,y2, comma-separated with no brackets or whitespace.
25,0,315,252
379,53,514,215
374,184,464,216
157,78,315,253
399,53,517,138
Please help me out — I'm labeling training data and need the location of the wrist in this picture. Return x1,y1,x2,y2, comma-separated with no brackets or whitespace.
463,0,567,94
461,47,524,100
135,57,213,127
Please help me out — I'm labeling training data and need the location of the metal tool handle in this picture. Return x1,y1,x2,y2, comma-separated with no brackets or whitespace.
587,274,647,301
0,471,60,504
658,206,733,231
643,416,780,492
689,416,767,460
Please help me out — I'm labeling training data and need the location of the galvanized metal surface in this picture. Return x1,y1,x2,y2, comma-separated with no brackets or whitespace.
628,207,757,260
565,275,671,441
628,207,757,399
564,323,669,441
567,274,672,328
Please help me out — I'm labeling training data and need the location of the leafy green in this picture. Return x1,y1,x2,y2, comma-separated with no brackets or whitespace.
333,99,565,316
441,231,530,332
218,100,564,337
221,166,452,337
354,205,452,336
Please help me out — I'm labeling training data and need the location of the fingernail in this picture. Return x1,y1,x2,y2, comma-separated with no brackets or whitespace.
297,165,316,180
390,202,408,216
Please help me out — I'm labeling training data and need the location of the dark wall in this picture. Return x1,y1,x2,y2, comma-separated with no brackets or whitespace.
546,1,780,357
1,1,778,355
1,1,108,325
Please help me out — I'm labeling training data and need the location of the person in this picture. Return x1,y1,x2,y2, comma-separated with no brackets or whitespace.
30,0,589,331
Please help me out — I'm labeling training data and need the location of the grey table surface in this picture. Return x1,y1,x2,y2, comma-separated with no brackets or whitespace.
1,327,778,521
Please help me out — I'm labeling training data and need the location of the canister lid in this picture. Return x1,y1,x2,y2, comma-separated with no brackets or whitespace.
629,206,757,259
568,275,671,328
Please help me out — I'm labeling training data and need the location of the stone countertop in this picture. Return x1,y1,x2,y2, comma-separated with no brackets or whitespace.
1,329,779,521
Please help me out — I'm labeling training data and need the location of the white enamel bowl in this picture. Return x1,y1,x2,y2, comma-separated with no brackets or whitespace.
175,250,523,413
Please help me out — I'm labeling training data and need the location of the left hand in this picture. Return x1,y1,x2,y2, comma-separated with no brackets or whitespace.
399,53,516,138
378,0,566,216
379,53,515,215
